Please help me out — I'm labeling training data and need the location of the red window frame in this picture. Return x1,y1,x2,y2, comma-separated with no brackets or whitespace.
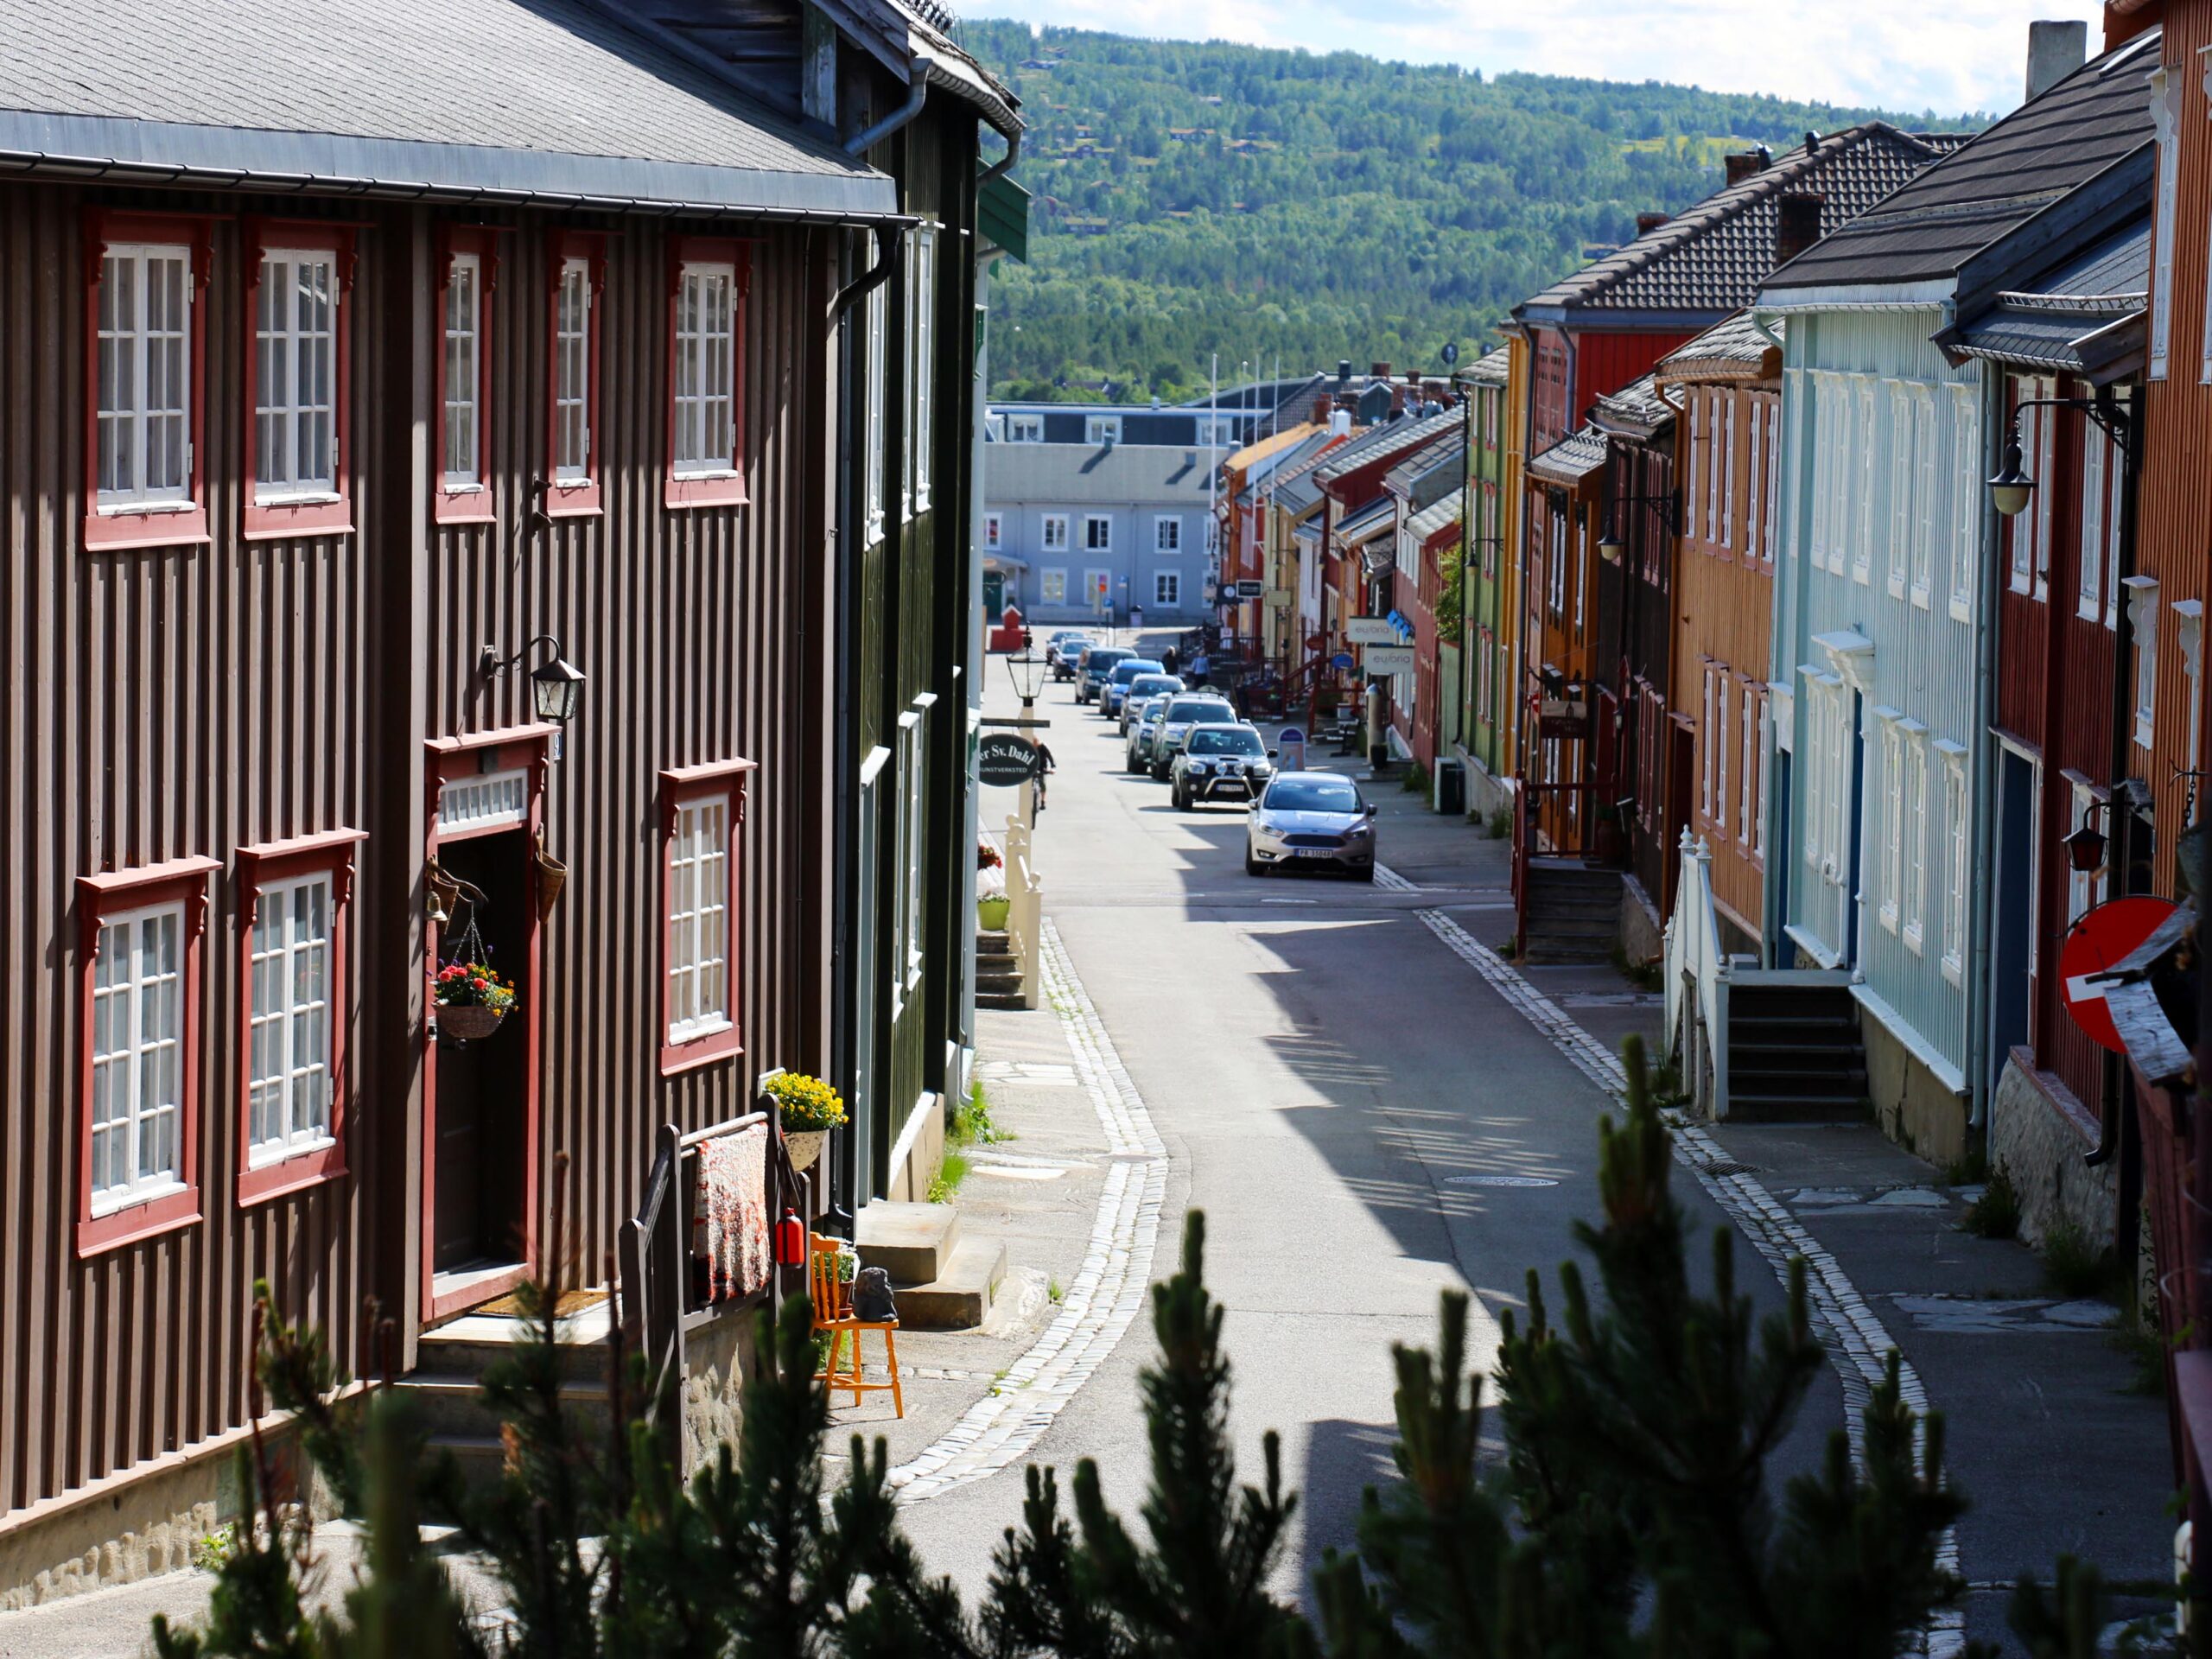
242,219,357,540
658,758,756,1076
234,829,365,1205
434,226,499,525
545,231,607,518
75,855,220,1255
664,236,751,511
80,210,213,553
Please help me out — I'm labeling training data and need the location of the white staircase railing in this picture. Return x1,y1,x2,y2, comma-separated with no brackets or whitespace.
1660,829,1730,1118
1003,814,1043,1011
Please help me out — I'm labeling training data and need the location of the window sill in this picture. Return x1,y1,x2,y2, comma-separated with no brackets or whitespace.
435,486,496,527
660,1024,741,1078
238,1141,346,1206
83,504,211,553
666,473,747,511
79,1185,200,1256
245,492,354,541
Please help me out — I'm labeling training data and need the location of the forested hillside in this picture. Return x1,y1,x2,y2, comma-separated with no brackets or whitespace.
960,22,1981,400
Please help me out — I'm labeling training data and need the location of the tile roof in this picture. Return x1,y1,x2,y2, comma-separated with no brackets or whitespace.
1407,493,1465,543
1457,345,1511,387
1313,409,1461,488
983,444,1217,507
1333,496,1397,545
1952,210,2151,372
1268,431,1356,516
1591,372,1672,435
1657,312,1787,380
1764,31,2159,294
1526,425,1609,486
1516,124,1963,320
0,0,893,218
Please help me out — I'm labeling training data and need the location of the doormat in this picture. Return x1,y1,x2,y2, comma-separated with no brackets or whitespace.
475,1287,610,1319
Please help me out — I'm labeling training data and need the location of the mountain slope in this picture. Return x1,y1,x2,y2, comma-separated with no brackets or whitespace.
961,22,1981,400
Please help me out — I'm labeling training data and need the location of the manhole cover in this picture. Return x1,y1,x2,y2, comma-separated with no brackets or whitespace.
1443,1173,1560,1188
1692,1158,1760,1178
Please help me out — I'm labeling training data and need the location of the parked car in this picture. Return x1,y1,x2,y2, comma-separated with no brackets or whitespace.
1046,632,1092,679
1119,673,1185,736
1170,724,1275,810
1148,693,1238,779
1076,646,1135,705
1244,772,1376,880
1125,693,1179,772
1102,659,1167,719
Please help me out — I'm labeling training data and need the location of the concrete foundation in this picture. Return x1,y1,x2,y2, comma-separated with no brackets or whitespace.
0,1433,251,1610
1458,747,1514,827
1859,1007,1972,1169
885,1090,947,1204
679,1302,760,1475
1989,1053,2118,1250
1621,874,1663,968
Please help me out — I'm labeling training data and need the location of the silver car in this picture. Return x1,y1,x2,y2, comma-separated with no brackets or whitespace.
1245,772,1376,880
1119,673,1185,736
1170,724,1275,810
1148,693,1237,779
1125,693,1179,772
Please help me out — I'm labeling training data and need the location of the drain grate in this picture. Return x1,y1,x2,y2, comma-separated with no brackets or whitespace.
1443,1173,1560,1188
1691,1157,1761,1179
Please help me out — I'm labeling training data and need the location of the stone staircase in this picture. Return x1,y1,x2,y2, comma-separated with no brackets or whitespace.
976,928,1026,1010
396,1301,616,1488
1519,860,1620,964
856,1200,1006,1330
1726,977,1869,1122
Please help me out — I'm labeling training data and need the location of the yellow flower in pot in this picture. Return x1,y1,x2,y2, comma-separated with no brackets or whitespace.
765,1071,847,1173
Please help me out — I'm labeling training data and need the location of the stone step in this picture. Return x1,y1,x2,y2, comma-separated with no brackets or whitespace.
1732,1066,1867,1097
1726,1090,1870,1123
976,931,1016,960
976,968,1024,993
891,1236,1008,1331
857,1200,962,1286
1731,1016,1859,1048
1521,940,1615,964
393,1373,612,1439
415,1305,614,1384
976,991,1029,1010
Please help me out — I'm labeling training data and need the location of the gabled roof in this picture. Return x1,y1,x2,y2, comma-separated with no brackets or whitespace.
1313,410,1460,490
1268,431,1355,517
1455,346,1511,388
1383,435,1464,501
1333,497,1397,546
0,0,896,219
1656,312,1787,384
1763,30,2159,296
983,443,1216,506
1948,209,2151,375
1516,124,1964,323
1527,425,1609,486
1407,493,1465,545
1590,372,1672,440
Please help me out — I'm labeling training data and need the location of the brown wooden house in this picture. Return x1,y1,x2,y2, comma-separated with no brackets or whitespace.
0,0,1018,1600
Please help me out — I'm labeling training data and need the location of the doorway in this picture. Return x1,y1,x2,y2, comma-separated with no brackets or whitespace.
982,570,1005,623
431,828,533,1280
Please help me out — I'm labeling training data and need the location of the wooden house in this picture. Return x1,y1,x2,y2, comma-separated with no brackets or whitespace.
1758,29,2152,1166
0,0,1017,1600
1452,346,1514,820
1382,434,1467,772
1649,315,1786,953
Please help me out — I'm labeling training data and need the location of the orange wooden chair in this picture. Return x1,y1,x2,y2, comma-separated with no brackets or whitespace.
810,1233,902,1417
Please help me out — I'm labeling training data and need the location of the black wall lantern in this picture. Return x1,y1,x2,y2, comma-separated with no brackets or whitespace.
479,633,587,725
2063,797,2107,874
1596,490,1679,564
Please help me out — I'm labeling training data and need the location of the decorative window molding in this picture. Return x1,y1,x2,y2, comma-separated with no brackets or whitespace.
1687,391,1702,545
1041,568,1067,604
435,228,497,524
1910,385,1935,607
1763,399,1780,563
908,225,937,514
546,232,607,517
658,758,753,1076
864,279,888,543
1901,720,1928,954
1876,709,1904,933
1721,392,1736,550
1746,391,1763,561
1853,378,1876,585
2126,575,2159,748
1885,379,1910,599
1154,515,1181,553
2177,598,2204,773
1948,385,1979,622
1937,740,1969,982
1713,665,1731,843
83,211,212,551
891,701,933,1017
2152,67,2178,380
236,829,364,1204
244,220,356,538
75,855,219,1254
666,237,749,509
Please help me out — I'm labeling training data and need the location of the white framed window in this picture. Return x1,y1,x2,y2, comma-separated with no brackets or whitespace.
2031,380,2055,599
1086,414,1122,445
1885,381,1910,598
2177,600,2205,775
1853,378,1876,584
864,282,888,542
1825,683,1851,886
1156,571,1180,606
246,874,334,1166
1701,662,1718,820
1085,514,1113,552
984,512,1002,550
1940,743,1969,982
1808,376,1828,571
1802,677,1828,873
2126,575,2159,749
254,250,337,501
1910,387,1936,607
1041,568,1067,604
892,704,930,1010
1878,713,1904,932
442,251,482,489
1746,393,1764,561
673,261,738,479
1902,723,1928,952
1763,401,1780,563
1042,513,1069,550
1688,392,1702,543
1948,386,1978,621
1714,671,1731,842
88,903,188,1217
554,256,591,483
2104,394,2129,626
666,795,733,1046
2152,67,2178,380
1722,393,1737,549
2079,417,2107,621
1547,499,1567,614
1007,413,1043,443
1738,682,1757,849
908,226,937,513
1155,516,1181,553
96,243,195,511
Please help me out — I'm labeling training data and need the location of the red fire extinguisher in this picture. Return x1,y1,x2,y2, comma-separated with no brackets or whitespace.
773,1207,806,1268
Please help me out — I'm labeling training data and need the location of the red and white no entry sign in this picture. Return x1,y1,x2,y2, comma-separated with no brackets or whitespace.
2060,895,2179,1054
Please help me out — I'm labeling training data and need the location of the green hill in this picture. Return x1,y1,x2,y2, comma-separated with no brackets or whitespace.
959,22,1983,401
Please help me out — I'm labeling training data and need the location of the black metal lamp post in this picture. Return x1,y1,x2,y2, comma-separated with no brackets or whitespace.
1597,489,1680,565
1987,392,2134,518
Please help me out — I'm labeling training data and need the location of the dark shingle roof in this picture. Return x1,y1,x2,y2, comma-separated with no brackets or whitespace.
1313,409,1460,489
1383,435,1464,501
1591,372,1671,435
1516,124,1961,320
0,0,893,219
1763,31,2159,294
1952,211,2151,371
1659,311,1786,378
1527,426,1609,486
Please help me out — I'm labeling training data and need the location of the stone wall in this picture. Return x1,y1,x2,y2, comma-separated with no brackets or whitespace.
681,1302,763,1475
1621,874,1663,968
1990,1053,2118,1249
0,1435,251,1609
1860,1011,1973,1170
1459,747,1514,826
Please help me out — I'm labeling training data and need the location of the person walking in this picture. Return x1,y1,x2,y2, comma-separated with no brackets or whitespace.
1188,647,1210,688
1162,643,1179,677
1031,741,1056,821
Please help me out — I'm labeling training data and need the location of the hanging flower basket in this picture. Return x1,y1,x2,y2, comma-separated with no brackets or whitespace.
762,1071,846,1178
439,1002,507,1041
433,956,517,1043
784,1130,827,1173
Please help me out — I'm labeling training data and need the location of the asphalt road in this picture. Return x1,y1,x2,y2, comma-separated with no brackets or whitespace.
900,660,1837,1612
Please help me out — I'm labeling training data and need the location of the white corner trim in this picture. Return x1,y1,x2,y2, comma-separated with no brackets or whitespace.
1848,979,1967,1096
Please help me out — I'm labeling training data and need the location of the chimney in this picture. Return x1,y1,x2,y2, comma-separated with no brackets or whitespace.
1331,407,1353,437
1724,149,1764,187
1313,397,1333,424
1775,194,1824,270
1338,359,1354,388
1370,361,1392,380
1804,130,1819,156
2025,19,2088,104
1636,212,1669,236
1390,382,1408,417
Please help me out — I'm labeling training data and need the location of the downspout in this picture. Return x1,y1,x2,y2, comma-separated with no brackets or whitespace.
979,126,1021,188
846,75,929,158
1966,348,1999,1129
2089,388,2145,1181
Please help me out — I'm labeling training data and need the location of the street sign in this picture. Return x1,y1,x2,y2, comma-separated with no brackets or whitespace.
1276,727,1307,772
1345,617,1400,645
2060,895,2180,1052
1538,696,1587,739
977,732,1041,788
1264,588,1294,608
1331,652,1355,671
1362,645,1415,675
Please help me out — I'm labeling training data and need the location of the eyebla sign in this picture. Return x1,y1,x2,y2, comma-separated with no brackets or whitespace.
977,732,1040,787
1362,645,1415,675
1345,617,1401,645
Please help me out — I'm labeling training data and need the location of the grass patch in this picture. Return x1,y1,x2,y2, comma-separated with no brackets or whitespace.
1048,1276,1065,1304
1940,1149,1989,1186
1486,806,1511,840
1610,944,1662,992
952,1081,1011,1148
1961,1168,2021,1240
2111,1306,2174,1397
2042,1219,2123,1300
927,1150,971,1204
1402,760,1431,796
1497,937,1518,961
